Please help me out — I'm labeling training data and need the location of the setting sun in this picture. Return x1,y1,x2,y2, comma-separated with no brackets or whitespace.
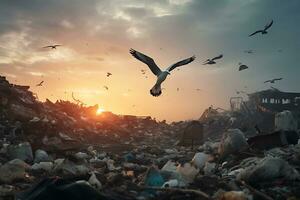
96,108,105,115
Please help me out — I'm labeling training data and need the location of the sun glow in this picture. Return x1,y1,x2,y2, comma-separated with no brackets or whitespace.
96,108,105,115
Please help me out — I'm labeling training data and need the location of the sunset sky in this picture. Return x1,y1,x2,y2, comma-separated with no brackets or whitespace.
0,0,299,121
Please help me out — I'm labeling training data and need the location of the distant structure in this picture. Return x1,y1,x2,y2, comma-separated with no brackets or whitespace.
232,88,300,132
248,89,300,112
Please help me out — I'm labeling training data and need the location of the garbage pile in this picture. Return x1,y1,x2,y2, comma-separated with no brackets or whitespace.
1,75,300,200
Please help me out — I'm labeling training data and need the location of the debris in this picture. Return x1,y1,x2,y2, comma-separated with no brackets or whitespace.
237,180,273,200
237,157,300,185
17,177,117,200
176,163,199,184
0,159,30,183
144,167,164,187
7,142,33,163
0,75,300,199
162,179,179,188
217,190,249,200
31,162,53,172
138,186,211,199
275,110,297,131
88,172,102,190
218,129,249,158
247,130,299,150
178,120,204,148
34,149,50,163
204,162,216,176
191,152,210,169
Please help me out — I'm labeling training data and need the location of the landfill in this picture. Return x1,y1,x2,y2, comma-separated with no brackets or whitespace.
1,75,300,200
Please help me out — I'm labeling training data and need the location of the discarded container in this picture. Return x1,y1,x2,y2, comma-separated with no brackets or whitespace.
162,179,179,188
191,152,209,169
161,160,177,172
144,167,164,187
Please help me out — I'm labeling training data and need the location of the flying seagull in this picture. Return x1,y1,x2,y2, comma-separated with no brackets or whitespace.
106,72,112,77
244,50,254,54
36,81,44,87
238,63,249,71
129,48,195,97
43,44,62,49
264,78,283,84
249,20,273,37
203,54,223,65
103,86,109,90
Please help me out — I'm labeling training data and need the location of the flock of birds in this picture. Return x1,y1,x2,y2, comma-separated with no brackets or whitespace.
127,19,282,97
37,19,282,98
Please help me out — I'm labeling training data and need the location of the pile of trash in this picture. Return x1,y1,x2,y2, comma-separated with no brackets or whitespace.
1,75,300,200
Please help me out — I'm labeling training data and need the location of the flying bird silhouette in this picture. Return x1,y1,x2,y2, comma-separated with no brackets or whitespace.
36,81,44,87
43,44,62,49
249,20,273,37
238,63,249,71
264,78,283,84
129,48,195,97
244,50,254,54
203,54,223,65
106,72,112,77
103,86,109,90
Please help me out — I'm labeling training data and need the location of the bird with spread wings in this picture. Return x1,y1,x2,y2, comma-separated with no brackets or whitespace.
43,44,62,49
249,20,273,37
36,81,44,87
203,54,223,65
264,78,283,84
129,48,195,96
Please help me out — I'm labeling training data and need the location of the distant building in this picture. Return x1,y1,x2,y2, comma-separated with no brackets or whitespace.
247,88,300,131
248,88,300,113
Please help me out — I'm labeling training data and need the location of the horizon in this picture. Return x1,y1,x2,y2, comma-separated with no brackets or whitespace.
0,0,299,121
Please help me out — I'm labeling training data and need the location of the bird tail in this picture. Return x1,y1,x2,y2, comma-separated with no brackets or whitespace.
150,84,162,97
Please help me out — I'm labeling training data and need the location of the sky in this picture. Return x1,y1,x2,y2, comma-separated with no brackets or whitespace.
0,0,299,121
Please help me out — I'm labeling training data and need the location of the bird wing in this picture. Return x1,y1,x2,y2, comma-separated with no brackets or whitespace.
264,80,271,83
129,49,161,76
43,45,53,48
274,78,282,81
211,54,223,61
239,65,248,71
264,20,273,31
249,30,263,37
167,56,196,72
